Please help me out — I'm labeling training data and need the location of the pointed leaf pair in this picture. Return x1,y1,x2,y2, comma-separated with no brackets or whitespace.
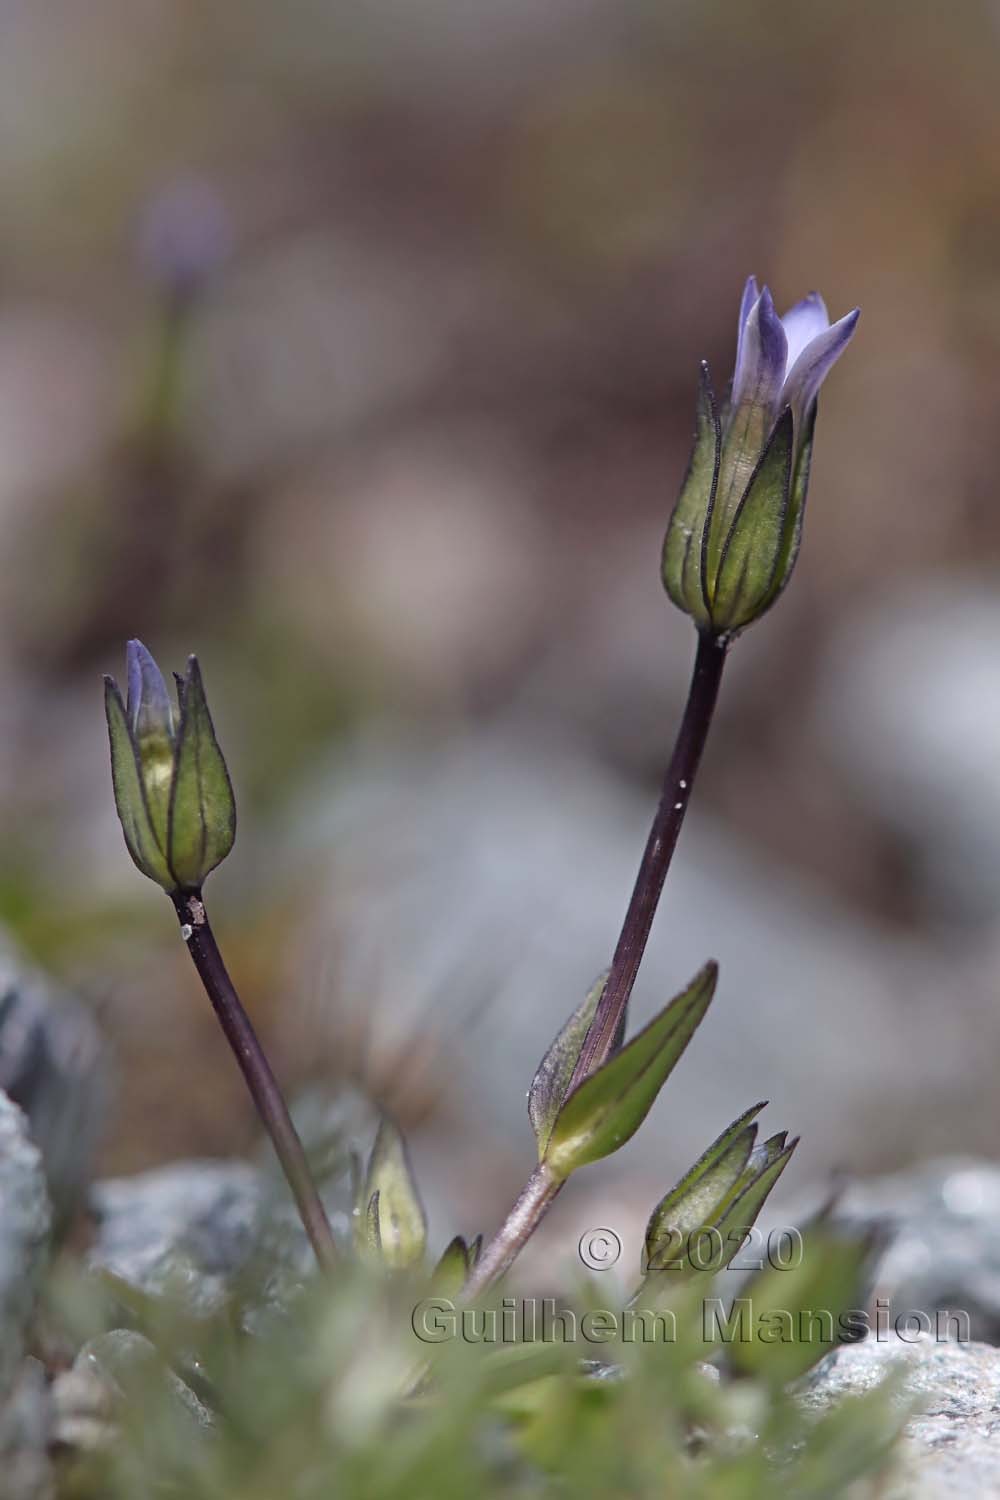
643,1104,797,1279
644,1101,766,1270
529,970,627,1157
541,962,717,1182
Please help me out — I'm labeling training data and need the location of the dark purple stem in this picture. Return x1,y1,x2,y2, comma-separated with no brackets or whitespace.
458,631,729,1308
459,1164,562,1304
568,631,728,1090
171,890,338,1272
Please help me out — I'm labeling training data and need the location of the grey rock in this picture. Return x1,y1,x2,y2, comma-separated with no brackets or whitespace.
800,1333,1000,1498
0,938,107,1229
789,1158,1000,1346
0,1090,51,1398
281,728,988,1227
52,1330,215,1453
89,1150,353,1322
89,1159,268,1317
50,1363,116,1455
0,1359,53,1500
814,578,1000,927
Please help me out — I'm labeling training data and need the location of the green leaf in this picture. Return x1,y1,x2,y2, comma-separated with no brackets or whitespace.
711,407,793,633
644,1102,765,1270
528,971,610,1157
711,1136,798,1269
543,962,717,1182
661,363,720,629
724,1218,878,1385
104,677,174,890
430,1235,480,1298
166,657,236,890
362,1118,427,1271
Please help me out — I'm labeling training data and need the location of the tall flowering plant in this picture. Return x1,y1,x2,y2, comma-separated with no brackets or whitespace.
103,278,865,1391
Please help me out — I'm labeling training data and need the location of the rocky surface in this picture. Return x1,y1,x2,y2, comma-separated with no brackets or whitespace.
801,1333,1000,1498
0,938,107,1231
777,1157,1000,1346
0,1092,52,1498
281,728,999,1232
52,1330,215,1453
814,578,1000,929
89,1159,273,1317
89,1138,356,1321
0,1359,53,1500
0,1090,51,1398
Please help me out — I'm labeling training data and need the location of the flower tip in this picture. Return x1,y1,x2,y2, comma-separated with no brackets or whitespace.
125,640,145,724
181,654,204,695
830,306,861,353
126,637,154,668
125,636,156,684
124,639,173,735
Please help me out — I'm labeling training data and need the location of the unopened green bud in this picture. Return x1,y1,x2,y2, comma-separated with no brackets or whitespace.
430,1234,482,1297
356,1117,427,1272
643,1104,796,1278
104,641,235,893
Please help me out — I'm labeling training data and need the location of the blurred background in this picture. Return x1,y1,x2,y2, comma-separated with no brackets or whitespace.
2,0,1000,1265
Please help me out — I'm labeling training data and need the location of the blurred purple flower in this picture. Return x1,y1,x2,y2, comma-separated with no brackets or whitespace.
137,177,232,296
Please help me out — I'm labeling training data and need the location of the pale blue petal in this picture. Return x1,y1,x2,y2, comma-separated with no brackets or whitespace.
126,639,175,742
780,292,829,373
733,275,760,393
731,287,787,421
780,309,860,426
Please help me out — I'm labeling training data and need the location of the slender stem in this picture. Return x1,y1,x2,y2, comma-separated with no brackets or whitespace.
458,630,728,1306
407,1171,561,1395
460,1164,563,1303
568,630,728,1091
170,889,338,1272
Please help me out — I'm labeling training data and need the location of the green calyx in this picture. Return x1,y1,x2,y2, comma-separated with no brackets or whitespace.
104,648,236,894
662,365,817,638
